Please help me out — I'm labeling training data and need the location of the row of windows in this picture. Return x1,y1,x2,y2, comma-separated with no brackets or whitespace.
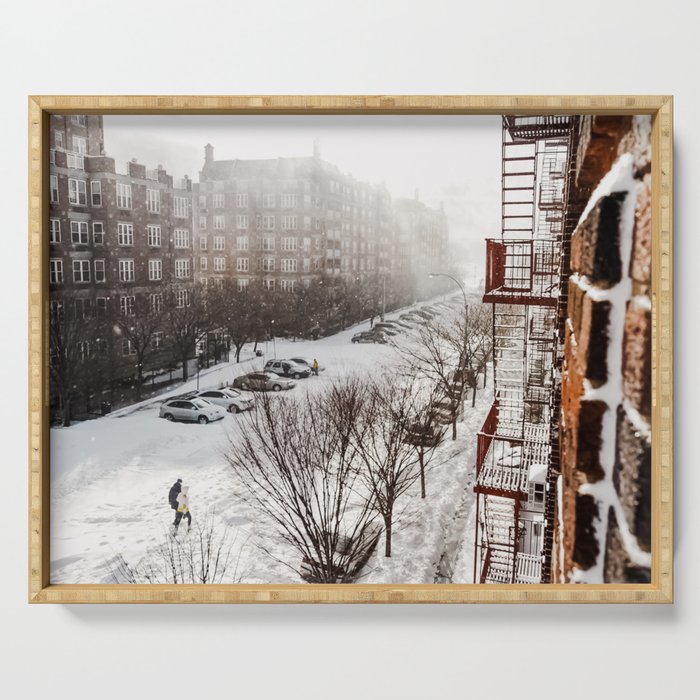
198,193,300,209
202,214,301,231
49,176,189,216
49,258,193,284
49,220,191,249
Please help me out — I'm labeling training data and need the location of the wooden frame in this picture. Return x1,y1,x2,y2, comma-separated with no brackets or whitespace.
28,95,673,603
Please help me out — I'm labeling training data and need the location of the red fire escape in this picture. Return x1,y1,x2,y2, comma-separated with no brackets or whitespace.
473,116,574,584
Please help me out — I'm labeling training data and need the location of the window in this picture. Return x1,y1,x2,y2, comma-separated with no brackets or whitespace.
533,522,543,538
49,259,63,284
236,258,249,272
281,237,297,251
90,180,102,207
122,338,136,356
150,294,163,313
147,225,161,247
214,257,226,272
175,259,191,278
148,259,162,281
281,216,298,230
303,258,311,273
120,295,135,316
116,182,132,209
118,222,134,246
213,236,225,250
199,215,207,229
236,236,248,251
237,278,249,291
200,256,208,271
95,297,108,318
72,259,91,283
532,483,545,505
281,194,298,208
49,149,56,165
71,115,87,127
119,259,135,282
146,188,160,213
262,193,275,208
213,194,225,208
261,237,275,251
263,278,275,291
73,136,87,155
152,332,163,349
258,215,275,230
280,279,295,292
50,175,59,203
214,215,225,230
173,196,189,218
198,195,207,209
236,214,248,229
66,152,84,169
236,193,248,207
262,258,275,272
94,259,106,283
174,229,190,248
70,221,89,244
68,179,87,205
199,236,208,250
78,340,91,361
91,221,104,245
281,259,297,273
176,289,190,308
54,130,64,149
49,219,61,244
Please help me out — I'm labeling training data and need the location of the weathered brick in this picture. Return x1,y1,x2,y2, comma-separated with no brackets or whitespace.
604,507,651,583
613,406,652,552
571,192,626,286
567,277,585,337
630,173,652,289
573,493,600,570
575,400,607,481
622,300,652,417
578,295,611,385
575,115,634,198
617,115,652,177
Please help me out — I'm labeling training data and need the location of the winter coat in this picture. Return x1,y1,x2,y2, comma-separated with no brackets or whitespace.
177,488,190,514
312,360,319,370
168,482,181,507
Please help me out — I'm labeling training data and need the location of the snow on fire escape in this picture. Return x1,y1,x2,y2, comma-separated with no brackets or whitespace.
473,116,574,585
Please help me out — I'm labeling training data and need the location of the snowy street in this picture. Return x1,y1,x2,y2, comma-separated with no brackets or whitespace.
51,304,492,584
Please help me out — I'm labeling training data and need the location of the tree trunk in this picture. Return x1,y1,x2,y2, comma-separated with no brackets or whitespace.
451,414,457,441
62,395,72,427
419,448,426,498
181,354,189,382
483,365,488,388
383,515,393,557
471,384,477,407
136,363,144,400
235,344,243,362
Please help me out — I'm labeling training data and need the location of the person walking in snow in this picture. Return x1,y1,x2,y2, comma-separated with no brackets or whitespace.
168,479,182,511
172,485,192,533
312,358,319,376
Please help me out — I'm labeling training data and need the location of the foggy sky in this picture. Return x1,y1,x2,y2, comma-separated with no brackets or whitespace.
102,115,503,275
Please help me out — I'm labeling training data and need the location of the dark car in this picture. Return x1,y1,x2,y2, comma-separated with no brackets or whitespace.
351,331,388,344
232,371,296,392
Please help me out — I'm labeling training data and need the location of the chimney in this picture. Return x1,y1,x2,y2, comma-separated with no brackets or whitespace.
204,143,214,163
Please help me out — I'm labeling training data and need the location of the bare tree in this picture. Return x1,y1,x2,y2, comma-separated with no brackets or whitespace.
224,378,380,583
351,378,427,557
110,512,246,584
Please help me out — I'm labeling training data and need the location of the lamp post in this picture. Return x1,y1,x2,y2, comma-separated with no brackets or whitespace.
196,351,204,391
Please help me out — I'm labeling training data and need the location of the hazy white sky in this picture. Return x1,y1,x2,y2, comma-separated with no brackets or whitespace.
103,115,503,271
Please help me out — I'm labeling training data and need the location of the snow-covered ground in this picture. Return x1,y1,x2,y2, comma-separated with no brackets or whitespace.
51,300,491,584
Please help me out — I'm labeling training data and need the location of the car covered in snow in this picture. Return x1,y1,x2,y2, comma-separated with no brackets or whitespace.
159,397,226,424
351,330,388,344
373,322,401,335
263,359,311,379
232,371,296,392
194,387,254,413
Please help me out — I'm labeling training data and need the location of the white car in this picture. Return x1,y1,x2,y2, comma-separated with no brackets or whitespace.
195,388,254,414
159,397,226,424
289,357,324,373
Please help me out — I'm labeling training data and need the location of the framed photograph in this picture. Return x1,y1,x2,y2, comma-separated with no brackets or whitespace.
28,96,673,603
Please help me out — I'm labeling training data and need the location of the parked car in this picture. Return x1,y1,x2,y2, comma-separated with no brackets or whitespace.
159,397,226,424
289,357,324,373
194,387,254,413
264,359,311,379
232,371,296,392
392,319,413,329
351,331,388,344
414,309,435,320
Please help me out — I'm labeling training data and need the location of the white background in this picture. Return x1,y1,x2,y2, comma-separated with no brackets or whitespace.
0,1,695,698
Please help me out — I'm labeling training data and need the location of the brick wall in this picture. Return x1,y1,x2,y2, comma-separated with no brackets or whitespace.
556,116,652,583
